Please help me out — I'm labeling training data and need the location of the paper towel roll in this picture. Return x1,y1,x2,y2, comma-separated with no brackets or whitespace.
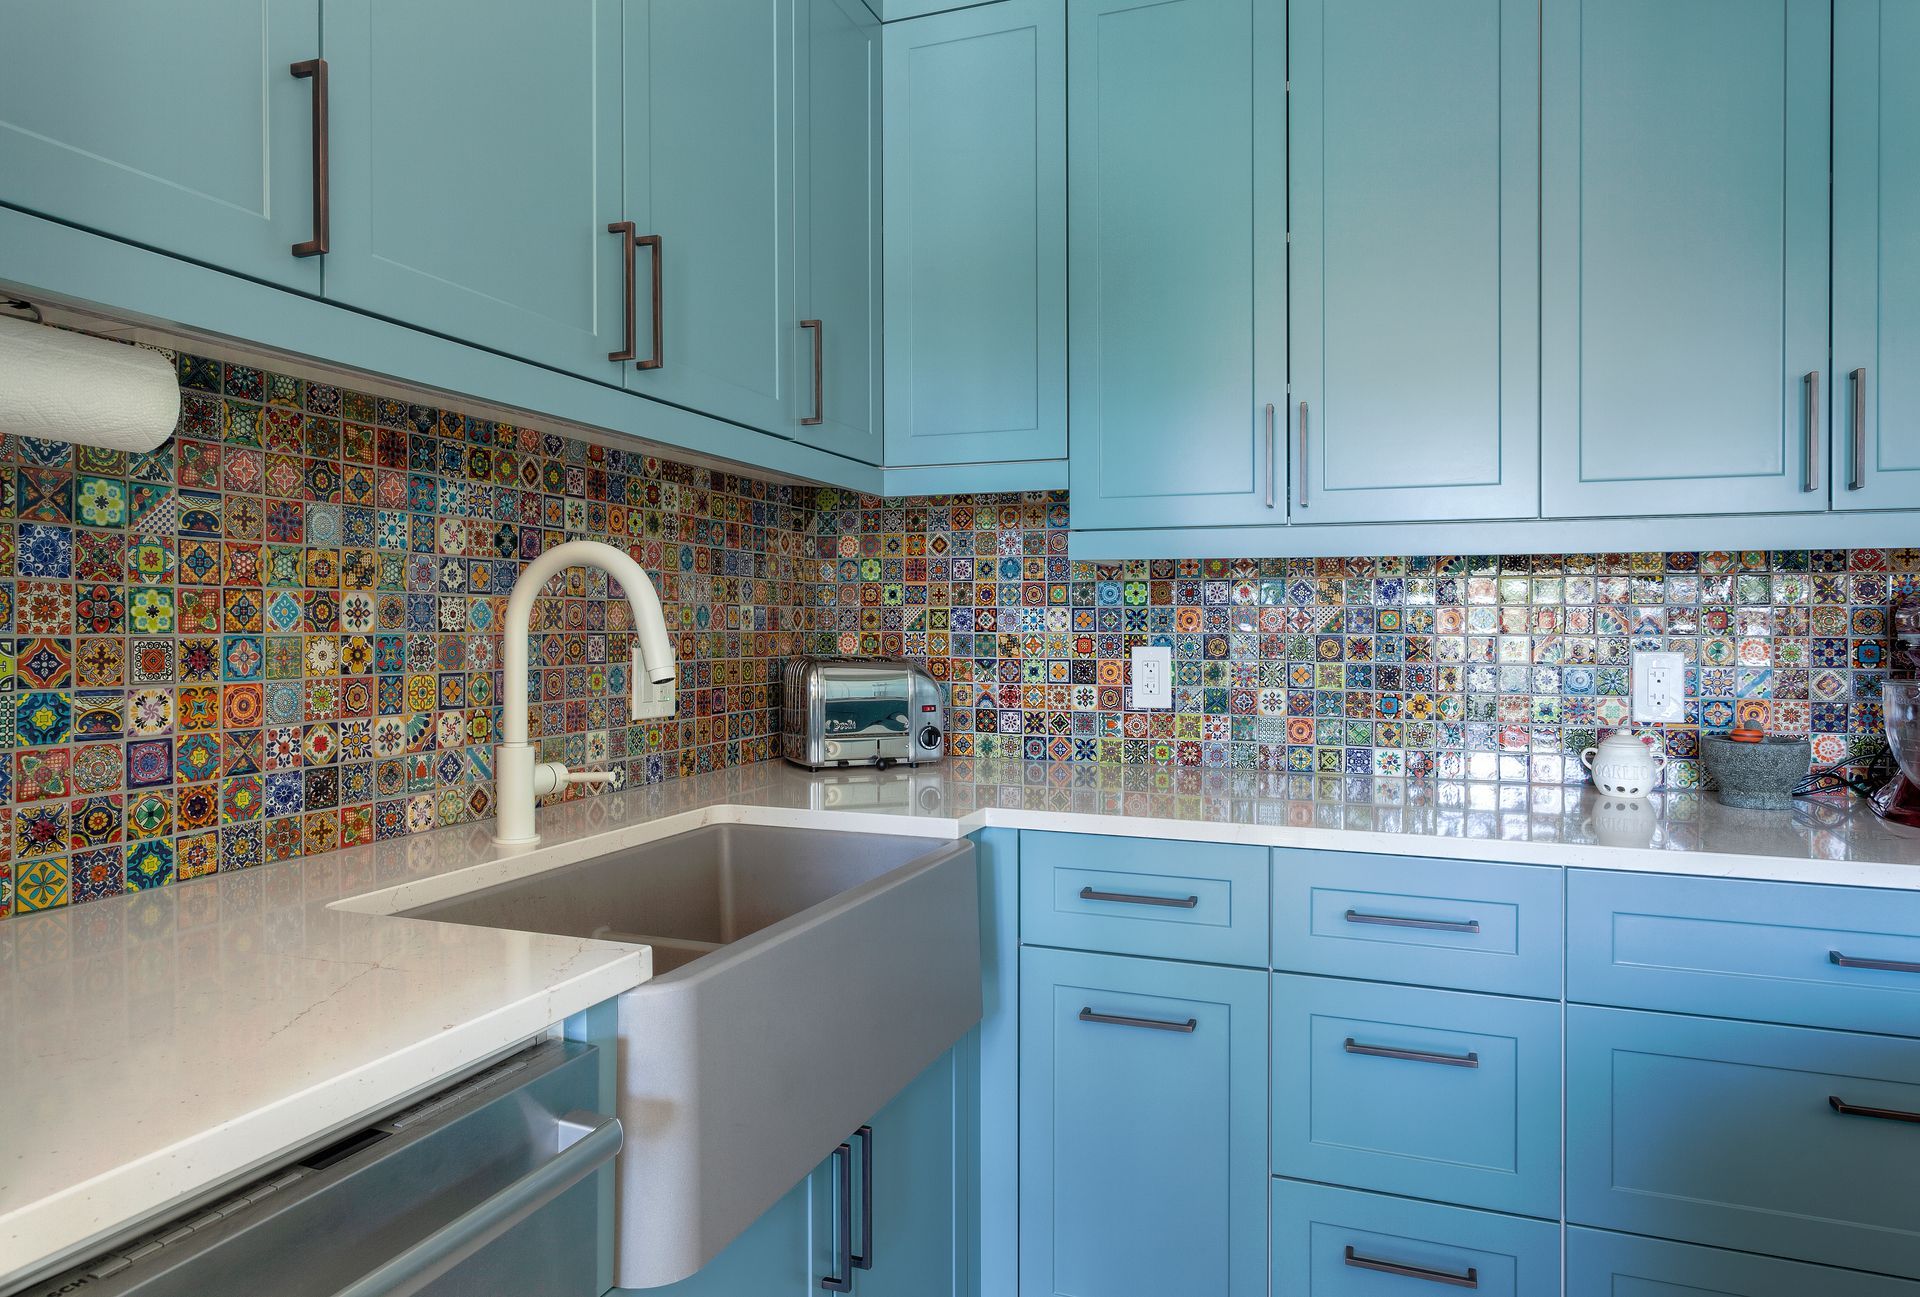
0,316,180,454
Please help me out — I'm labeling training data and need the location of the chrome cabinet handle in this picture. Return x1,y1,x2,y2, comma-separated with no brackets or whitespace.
329,1111,621,1297
1831,949,1920,975
635,234,664,370
1344,1246,1479,1289
609,221,638,362
1345,909,1481,934
1804,370,1821,493
852,1125,873,1271
291,58,330,257
1850,367,1867,490
1345,1038,1480,1069
801,319,825,426
1080,1007,1197,1034
820,1142,853,1291
1829,1095,1920,1125
1264,402,1277,508
1297,401,1309,508
1080,886,1199,910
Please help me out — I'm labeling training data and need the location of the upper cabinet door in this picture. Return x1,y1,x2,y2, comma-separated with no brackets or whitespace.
1289,0,1538,524
796,0,883,463
321,0,625,379
625,0,797,435
1067,0,1286,532
0,0,322,292
1833,0,1920,511
1541,0,1831,518
881,0,1067,469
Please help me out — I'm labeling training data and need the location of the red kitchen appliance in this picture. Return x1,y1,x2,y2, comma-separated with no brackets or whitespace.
1873,600,1920,826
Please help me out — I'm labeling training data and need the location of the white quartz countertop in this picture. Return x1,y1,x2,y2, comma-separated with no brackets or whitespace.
6,756,1919,1288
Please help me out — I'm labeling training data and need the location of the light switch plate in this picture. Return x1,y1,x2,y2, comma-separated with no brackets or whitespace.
1631,651,1685,723
631,648,677,720
1132,645,1172,709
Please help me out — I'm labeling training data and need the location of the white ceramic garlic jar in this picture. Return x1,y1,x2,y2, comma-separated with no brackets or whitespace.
1581,731,1666,798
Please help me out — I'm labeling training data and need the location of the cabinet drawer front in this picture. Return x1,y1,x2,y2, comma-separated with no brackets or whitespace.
1021,832,1269,965
1569,1227,1920,1297
1568,870,1920,1034
1274,1179,1561,1296
1274,850,1561,997
1019,947,1268,1297
1568,1006,1920,1278
1273,975,1562,1218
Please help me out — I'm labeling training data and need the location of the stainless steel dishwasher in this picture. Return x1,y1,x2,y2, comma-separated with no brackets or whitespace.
14,1040,619,1297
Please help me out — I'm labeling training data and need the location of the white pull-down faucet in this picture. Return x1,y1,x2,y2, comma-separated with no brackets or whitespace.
494,540,677,846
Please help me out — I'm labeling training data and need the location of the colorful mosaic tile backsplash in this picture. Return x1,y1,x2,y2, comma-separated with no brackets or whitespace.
1,345,1911,922
0,350,817,918
810,491,1914,786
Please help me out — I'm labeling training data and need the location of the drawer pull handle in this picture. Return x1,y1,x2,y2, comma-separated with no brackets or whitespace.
1345,1038,1479,1069
1079,886,1200,910
1080,1007,1197,1034
1829,1095,1920,1124
1345,909,1481,934
1830,950,1920,975
1344,1246,1479,1288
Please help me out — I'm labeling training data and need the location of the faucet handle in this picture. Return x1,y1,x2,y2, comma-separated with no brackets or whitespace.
531,762,622,796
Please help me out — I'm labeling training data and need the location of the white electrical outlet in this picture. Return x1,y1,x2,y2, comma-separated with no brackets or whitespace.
1631,650,1685,723
1131,645,1172,709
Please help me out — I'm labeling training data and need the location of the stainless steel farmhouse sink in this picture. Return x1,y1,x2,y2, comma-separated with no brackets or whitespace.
400,825,981,1289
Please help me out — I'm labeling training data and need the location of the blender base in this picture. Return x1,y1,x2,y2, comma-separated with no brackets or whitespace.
1871,773,1920,827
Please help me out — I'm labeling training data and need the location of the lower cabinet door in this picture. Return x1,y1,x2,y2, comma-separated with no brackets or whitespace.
1019,946,1267,1297
1272,1179,1561,1296
1567,1005,1920,1279
1273,974,1562,1219
1569,1227,1920,1297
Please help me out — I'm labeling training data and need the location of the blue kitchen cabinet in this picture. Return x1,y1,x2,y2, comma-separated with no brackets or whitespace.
881,0,1067,472
1066,0,1286,532
321,0,627,380
796,0,883,462
1273,1179,1562,1296
1569,1228,1920,1297
1540,0,1831,517
807,1050,962,1297
0,0,323,293
623,0,797,435
1019,946,1267,1297
1833,0,1920,510
1288,0,1538,523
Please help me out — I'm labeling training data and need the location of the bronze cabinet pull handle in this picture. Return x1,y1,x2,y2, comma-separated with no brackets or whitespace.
851,1125,873,1271
1264,403,1277,508
1804,370,1821,493
819,1142,853,1291
1297,400,1309,508
635,234,664,370
1829,1095,1920,1124
1344,1247,1479,1288
1831,949,1920,975
1079,1007,1197,1034
290,58,329,257
1344,1038,1480,1068
608,222,638,362
1079,886,1199,909
1345,909,1481,934
801,319,824,425
1850,367,1868,490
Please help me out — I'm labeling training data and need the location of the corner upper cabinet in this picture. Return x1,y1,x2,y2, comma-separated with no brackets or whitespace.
623,0,797,434
796,0,883,462
1066,0,1285,533
0,0,323,293
881,0,1067,471
1540,0,1831,518
1288,0,1538,524
1833,0,1920,511
321,0,627,378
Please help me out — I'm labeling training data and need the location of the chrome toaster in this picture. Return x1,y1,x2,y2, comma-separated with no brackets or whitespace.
781,656,946,769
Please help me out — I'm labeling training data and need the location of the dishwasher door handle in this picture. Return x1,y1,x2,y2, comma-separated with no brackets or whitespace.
329,1110,622,1297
